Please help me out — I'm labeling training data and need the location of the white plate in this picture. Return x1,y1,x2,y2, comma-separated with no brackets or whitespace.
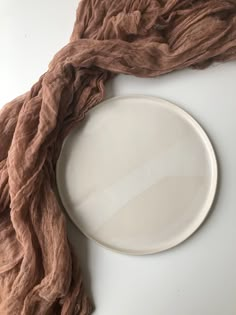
56,95,217,255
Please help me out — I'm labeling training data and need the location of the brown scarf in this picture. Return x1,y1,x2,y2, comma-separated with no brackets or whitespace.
0,0,236,314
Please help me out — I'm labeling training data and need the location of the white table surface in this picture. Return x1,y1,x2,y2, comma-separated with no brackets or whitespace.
1,1,236,314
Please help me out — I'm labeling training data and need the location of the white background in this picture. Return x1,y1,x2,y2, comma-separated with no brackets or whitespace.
1,1,236,314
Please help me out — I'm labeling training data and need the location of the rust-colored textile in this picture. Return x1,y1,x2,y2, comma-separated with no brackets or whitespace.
0,0,236,314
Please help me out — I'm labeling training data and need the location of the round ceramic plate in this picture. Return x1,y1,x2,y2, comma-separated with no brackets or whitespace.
56,95,217,255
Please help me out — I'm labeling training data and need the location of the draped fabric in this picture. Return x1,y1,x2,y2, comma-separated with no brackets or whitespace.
0,0,236,314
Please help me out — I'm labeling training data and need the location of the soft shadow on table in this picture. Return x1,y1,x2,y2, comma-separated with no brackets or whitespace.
66,219,94,303
55,188,94,305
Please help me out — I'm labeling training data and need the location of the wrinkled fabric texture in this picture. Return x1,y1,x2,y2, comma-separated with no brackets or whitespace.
0,0,236,314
